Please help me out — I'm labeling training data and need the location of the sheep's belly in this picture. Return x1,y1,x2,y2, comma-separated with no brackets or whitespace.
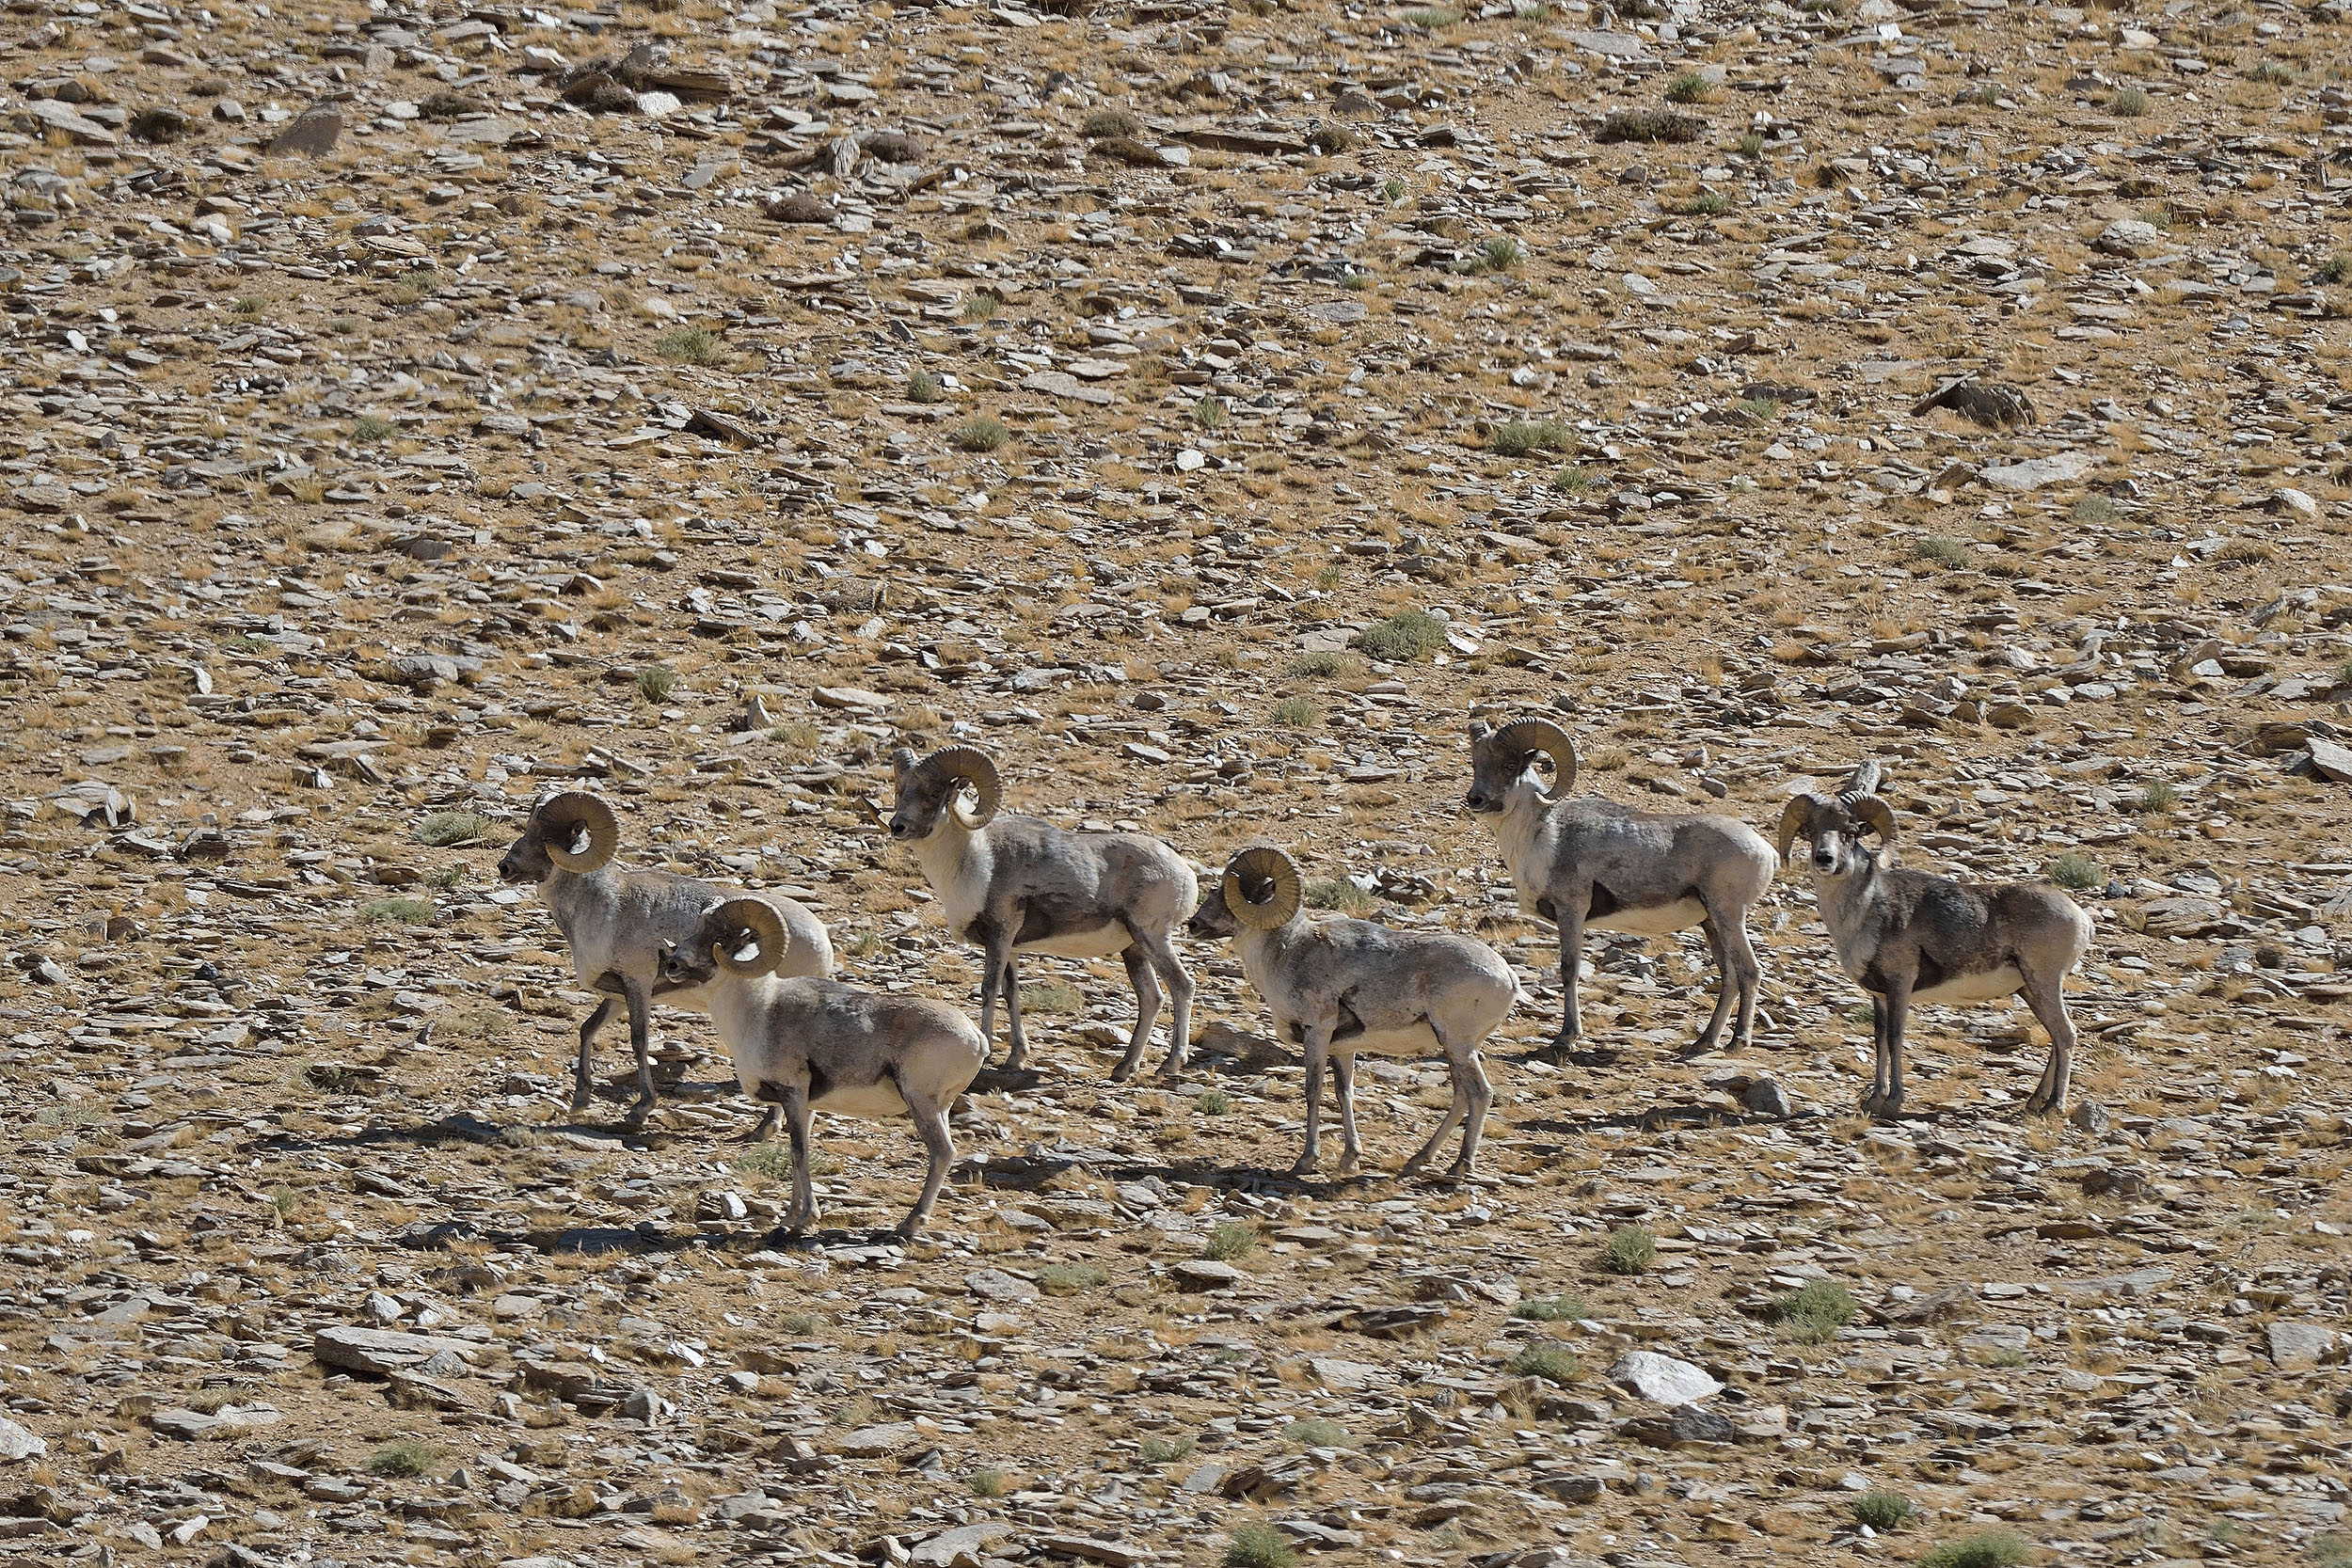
1017,924,1131,959
1589,896,1706,936
812,1081,910,1117
1913,965,2023,1006
1338,1022,1442,1058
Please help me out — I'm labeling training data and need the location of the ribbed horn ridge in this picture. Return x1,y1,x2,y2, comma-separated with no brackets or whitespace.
536,791,620,873
1492,715,1578,801
922,746,1001,829
1222,846,1303,930
1852,796,1897,845
707,898,788,977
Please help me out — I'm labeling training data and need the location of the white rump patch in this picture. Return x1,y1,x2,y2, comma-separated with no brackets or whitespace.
1017,924,1132,959
1588,896,1706,936
1912,964,2024,1006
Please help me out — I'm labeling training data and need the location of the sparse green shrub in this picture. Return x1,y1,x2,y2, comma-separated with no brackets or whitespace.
1225,1525,1296,1568
1288,650,1360,679
1019,982,1082,1015
1738,131,1767,156
2134,779,2179,813
1284,1418,1355,1448
1851,1490,1916,1531
1139,1433,1195,1465
905,370,946,404
415,810,491,847
2246,58,2296,85
1598,107,1703,144
655,326,724,367
1271,696,1321,729
1470,236,1521,273
2109,85,2150,117
2045,851,2102,892
1080,108,1144,140
1601,1224,1656,1275
1356,610,1449,662
1677,192,1732,216
734,1144,794,1180
1506,1345,1582,1385
1204,1221,1259,1261
369,1440,440,1479
636,664,678,703
1400,6,1461,25
1919,1529,2034,1568
353,415,398,443
1380,176,1407,204
1549,466,1594,493
955,416,1010,452
1340,270,1372,292
2072,494,2122,525
967,1467,1008,1497
1197,1089,1231,1117
1664,71,1711,103
1489,420,1572,457
1913,536,1973,570
1736,397,1780,420
361,897,434,926
960,293,1000,323
1194,394,1227,430
1770,1280,1857,1343
2316,254,2352,285
1305,877,1376,918
1511,1294,1588,1322
1040,1262,1109,1296
233,294,265,318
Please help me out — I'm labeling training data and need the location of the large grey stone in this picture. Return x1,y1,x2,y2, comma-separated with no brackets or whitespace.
1606,1351,1721,1406
839,1421,924,1457
2267,1321,2337,1371
314,1325,484,1375
911,1522,1013,1567
0,1417,43,1462
2095,218,2163,257
1309,1356,1386,1390
1981,450,2095,491
962,1269,1038,1304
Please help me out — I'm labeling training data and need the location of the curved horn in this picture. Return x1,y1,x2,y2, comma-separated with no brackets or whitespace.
1841,760,1883,801
536,791,620,873
923,746,1001,830
707,897,789,978
1774,794,1821,868
1222,846,1303,931
1853,796,1897,845
1493,715,1578,801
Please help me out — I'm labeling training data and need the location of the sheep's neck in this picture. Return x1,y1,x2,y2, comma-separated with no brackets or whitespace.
911,821,990,935
1486,776,1554,904
1814,851,1892,982
539,865,619,949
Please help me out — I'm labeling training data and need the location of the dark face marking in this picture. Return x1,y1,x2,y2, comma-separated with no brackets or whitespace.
498,828,553,884
886,748,956,842
1186,884,1239,941
1463,727,1541,816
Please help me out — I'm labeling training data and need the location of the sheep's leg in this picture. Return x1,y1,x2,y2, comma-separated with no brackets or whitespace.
1867,980,1911,1118
620,976,659,1124
1688,915,1737,1056
1330,1052,1361,1177
1001,956,1027,1070
898,1088,957,1241
2019,972,2077,1117
571,996,615,1115
1453,1049,1493,1177
1724,914,1762,1050
1112,942,1161,1083
1545,896,1589,1059
1860,996,1890,1115
1158,936,1195,1078
1404,1037,1470,1178
739,1085,784,1144
1291,1023,1332,1176
975,923,1013,1068
780,1081,818,1233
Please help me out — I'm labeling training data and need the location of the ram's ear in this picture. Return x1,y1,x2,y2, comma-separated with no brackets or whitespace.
889,747,917,777
1468,721,1492,742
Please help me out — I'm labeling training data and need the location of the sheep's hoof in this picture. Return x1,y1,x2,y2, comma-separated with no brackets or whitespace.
1107,1059,1140,1085
2022,1089,2063,1117
1859,1091,1903,1118
1288,1155,1319,1178
567,1087,594,1116
1336,1156,1360,1178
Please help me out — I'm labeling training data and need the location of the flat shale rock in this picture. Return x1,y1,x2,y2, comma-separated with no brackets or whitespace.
2266,1322,2338,1371
1608,1351,1722,1406
314,1326,485,1375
